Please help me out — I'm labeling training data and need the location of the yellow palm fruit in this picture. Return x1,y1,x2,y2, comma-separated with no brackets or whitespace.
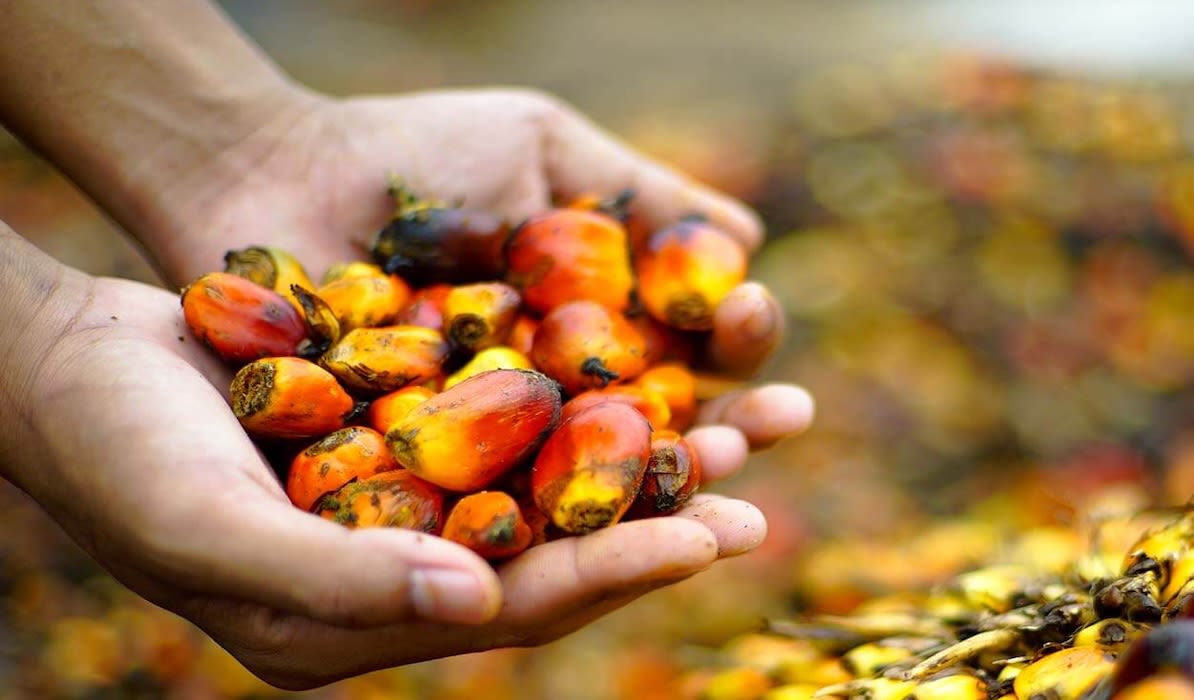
1071,618,1149,652
443,346,534,390
812,678,914,699
223,245,316,312
840,641,922,678
1121,512,1194,584
320,325,449,394
953,565,1044,613
442,281,522,351
322,260,388,284
700,666,774,700
317,268,411,332
908,673,988,700
761,684,819,700
901,629,1020,682
996,661,1025,683
1162,547,1194,604
723,635,824,681
1012,647,1115,700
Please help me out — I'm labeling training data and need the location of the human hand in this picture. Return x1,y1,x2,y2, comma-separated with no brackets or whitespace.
15,89,814,689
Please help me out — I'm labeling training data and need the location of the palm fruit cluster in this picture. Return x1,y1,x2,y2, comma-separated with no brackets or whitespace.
179,182,748,558
678,486,1194,700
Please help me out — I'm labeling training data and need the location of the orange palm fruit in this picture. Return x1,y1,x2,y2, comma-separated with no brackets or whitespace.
443,346,534,390
222,246,316,313
531,401,652,534
368,385,436,434
441,491,533,560
1113,675,1194,700
507,314,540,356
229,357,360,439
632,363,698,431
396,283,453,331
320,325,449,394
316,266,411,332
560,385,672,430
504,208,634,313
181,272,309,364
386,368,562,491
563,188,652,253
321,260,386,285
286,427,398,511
531,301,649,395
635,217,747,330
371,181,510,286
442,282,521,352
629,430,702,516
315,470,444,532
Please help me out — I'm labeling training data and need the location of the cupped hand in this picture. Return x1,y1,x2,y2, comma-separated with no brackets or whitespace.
66,87,818,688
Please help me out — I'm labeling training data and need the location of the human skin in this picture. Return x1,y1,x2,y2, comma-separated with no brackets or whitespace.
0,0,815,690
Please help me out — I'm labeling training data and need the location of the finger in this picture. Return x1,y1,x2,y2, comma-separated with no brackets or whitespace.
672,494,767,558
166,489,504,628
192,518,722,687
708,282,786,378
696,384,816,450
685,424,749,484
542,103,764,251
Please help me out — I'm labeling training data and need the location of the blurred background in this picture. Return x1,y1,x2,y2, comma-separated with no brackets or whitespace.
7,1,1194,697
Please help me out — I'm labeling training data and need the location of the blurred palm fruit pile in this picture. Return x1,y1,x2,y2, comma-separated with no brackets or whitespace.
181,180,752,552
9,50,1194,698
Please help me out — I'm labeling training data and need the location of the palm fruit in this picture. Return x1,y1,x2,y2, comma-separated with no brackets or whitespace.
314,470,445,532
440,491,533,560
286,427,397,511
530,300,649,395
319,325,450,394
441,281,521,352
628,429,702,517
634,216,747,330
530,401,651,534
315,264,410,332
229,357,361,439
181,272,310,364
385,368,562,491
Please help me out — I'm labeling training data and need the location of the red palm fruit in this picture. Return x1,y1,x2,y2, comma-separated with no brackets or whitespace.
386,369,562,491
635,218,747,330
504,208,634,313
627,313,698,366
507,314,540,356
441,491,533,560
563,188,653,253
368,385,437,435
229,357,360,439
632,363,698,431
371,182,510,286
560,385,672,430
316,266,411,332
396,283,453,331
442,282,521,352
629,430,702,517
320,326,449,394
315,470,445,532
286,427,398,511
181,272,308,364
531,402,652,534
531,301,649,395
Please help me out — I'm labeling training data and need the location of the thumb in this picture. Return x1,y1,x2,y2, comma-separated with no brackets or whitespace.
540,99,765,252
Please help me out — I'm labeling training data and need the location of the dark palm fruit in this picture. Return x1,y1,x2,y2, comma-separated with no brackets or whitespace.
504,207,634,314
370,181,509,286
320,325,450,394
181,272,309,364
531,300,649,396
386,368,563,492
629,429,702,516
442,282,521,352
315,470,445,533
229,357,361,439
531,401,652,534
635,217,747,331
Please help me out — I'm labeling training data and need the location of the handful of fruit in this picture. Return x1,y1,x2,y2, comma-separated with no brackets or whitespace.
180,182,761,562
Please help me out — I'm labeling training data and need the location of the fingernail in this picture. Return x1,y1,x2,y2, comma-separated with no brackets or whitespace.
410,569,495,624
